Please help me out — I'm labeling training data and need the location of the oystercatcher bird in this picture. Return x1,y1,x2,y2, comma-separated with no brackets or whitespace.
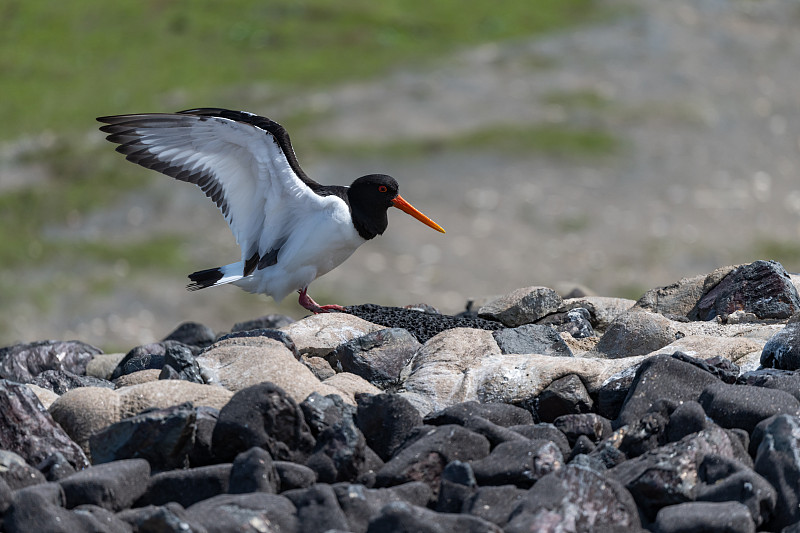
97,108,445,313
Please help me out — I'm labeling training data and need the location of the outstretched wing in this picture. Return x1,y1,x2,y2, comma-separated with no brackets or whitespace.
97,108,328,268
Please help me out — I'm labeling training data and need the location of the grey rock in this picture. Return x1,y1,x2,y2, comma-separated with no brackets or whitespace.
536,374,593,422
30,369,114,394
492,323,573,356
761,313,800,370
478,286,563,327
366,500,503,533
752,415,800,530
0,340,101,382
162,321,216,349
187,492,297,533
59,459,151,511
137,464,232,508
595,310,681,358
699,381,800,433
653,501,755,533
231,314,296,332
333,328,420,388
0,450,45,490
111,340,197,380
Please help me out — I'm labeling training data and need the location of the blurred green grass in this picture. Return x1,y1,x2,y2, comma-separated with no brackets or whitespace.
2,0,605,140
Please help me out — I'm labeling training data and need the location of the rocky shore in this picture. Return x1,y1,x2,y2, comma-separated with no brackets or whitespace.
2,259,800,531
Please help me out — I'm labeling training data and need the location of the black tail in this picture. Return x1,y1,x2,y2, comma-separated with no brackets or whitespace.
187,267,224,291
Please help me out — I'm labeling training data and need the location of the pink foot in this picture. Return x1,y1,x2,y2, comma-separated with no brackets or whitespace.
298,287,344,314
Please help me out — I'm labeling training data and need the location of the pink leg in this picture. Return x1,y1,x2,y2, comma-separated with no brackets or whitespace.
298,287,344,314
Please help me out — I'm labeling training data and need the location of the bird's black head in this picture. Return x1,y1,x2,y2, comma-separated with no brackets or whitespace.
347,174,399,240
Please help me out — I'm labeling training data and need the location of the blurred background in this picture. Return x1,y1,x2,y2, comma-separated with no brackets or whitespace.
2,0,800,351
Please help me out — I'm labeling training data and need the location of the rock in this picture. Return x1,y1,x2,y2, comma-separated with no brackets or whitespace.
231,314,295,332
375,425,489,498
111,340,198,380
30,369,113,395
505,463,640,533
186,492,298,533
89,403,197,471
117,503,204,533
304,356,336,381
690,260,800,320
50,381,232,456
0,379,89,469
471,439,563,488
0,340,101,382
161,321,216,348
197,335,351,402
25,383,59,409
752,415,800,530
274,461,317,491
334,481,431,533
211,382,316,463
332,328,421,388
594,310,681,358
596,364,639,420
761,313,800,370
536,374,594,422
634,273,708,318
666,401,712,443
478,286,563,327
509,423,571,458
305,405,369,483
158,344,203,383
699,381,800,433
59,459,151,511
356,393,423,462
85,353,126,380
559,296,636,331
37,452,77,482
283,483,350,533
188,406,219,467
113,368,160,387
137,464,231,508
615,354,722,428
553,307,596,338
553,413,612,446
282,313,387,358
403,328,646,416
462,485,526,527
366,501,503,533
738,368,800,402
647,335,763,366
423,401,533,428
492,324,573,356
229,447,279,494
344,304,504,344
321,373,383,404
4,490,108,533
653,501,755,533
0,450,45,490
436,461,477,513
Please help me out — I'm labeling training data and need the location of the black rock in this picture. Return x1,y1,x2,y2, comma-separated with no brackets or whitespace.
365,501,503,533
274,461,317,491
59,459,150,511
509,423,571,457
559,307,595,338
375,425,490,498
0,450,45,490
229,447,279,494
752,415,800,530
118,503,206,533
37,451,77,482
471,439,563,488
0,379,89,469
653,501,755,533
332,328,420,388
536,374,593,422
162,321,216,348
492,324,573,356
0,340,101,382
0,477,11,514
72,504,132,533
666,401,711,443
158,343,204,383
231,314,296,332
301,392,354,438
111,340,198,380
462,484,526,527
698,381,800,433
449,415,529,448
423,400,533,428
505,463,640,533
689,260,800,320
211,382,316,463
188,406,219,467
12,480,64,507
615,354,721,428
553,413,611,446
333,481,431,533
435,460,477,513
596,364,639,420
4,490,106,533
283,483,350,533
344,304,503,344
90,402,197,471
137,464,231,508
306,407,369,483
355,393,423,462
761,314,800,370
187,492,298,533
737,368,800,401
29,369,114,394
568,435,596,460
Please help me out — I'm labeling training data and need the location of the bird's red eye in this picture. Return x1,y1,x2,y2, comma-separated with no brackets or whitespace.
378,185,388,193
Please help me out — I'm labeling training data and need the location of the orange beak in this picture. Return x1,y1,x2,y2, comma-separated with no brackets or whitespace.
391,195,446,233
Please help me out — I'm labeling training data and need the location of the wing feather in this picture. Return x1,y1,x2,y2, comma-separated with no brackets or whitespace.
97,109,328,263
